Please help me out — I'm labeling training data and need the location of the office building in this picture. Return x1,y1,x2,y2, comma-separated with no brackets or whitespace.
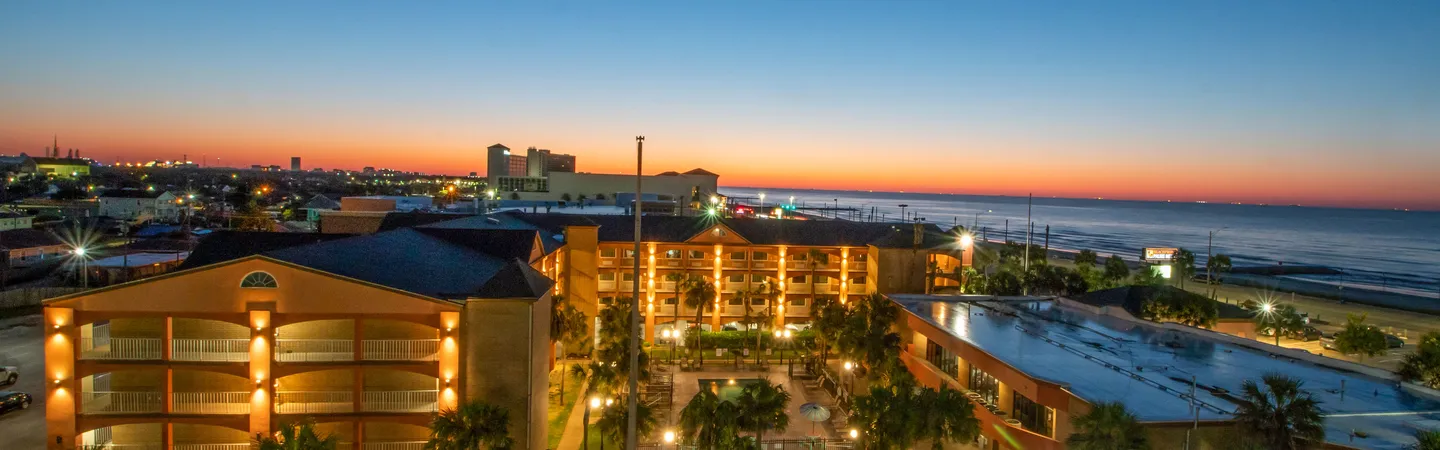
290,157,301,171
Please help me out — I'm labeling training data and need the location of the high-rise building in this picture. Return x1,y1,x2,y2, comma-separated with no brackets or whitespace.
544,152,576,173
290,157,301,171
525,147,547,177
485,144,511,178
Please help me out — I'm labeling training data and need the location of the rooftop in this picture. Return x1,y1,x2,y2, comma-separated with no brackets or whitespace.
91,252,189,268
892,294,1440,449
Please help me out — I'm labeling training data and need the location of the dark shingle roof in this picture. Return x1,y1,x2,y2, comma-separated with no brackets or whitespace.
487,212,951,248
180,231,356,269
1068,285,1252,320
0,229,63,250
377,211,475,232
100,189,166,199
475,259,555,298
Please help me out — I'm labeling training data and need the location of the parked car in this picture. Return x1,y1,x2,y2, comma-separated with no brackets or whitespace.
0,366,16,385
1287,327,1323,342
1318,331,1403,350
1321,335,1336,350
0,391,31,414
1385,334,1405,349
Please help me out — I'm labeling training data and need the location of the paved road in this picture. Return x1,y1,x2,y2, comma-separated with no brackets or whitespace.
0,314,46,449
1199,282,1440,338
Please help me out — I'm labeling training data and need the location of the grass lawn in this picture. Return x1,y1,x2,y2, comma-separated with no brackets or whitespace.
546,361,587,449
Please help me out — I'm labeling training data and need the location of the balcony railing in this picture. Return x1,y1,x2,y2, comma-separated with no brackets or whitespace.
363,390,438,413
171,392,250,415
173,444,252,450
275,391,353,414
74,444,163,450
364,339,440,361
599,281,616,291
751,261,775,269
275,339,353,362
171,339,250,362
80,338,161,360
727,260,747,269
659,259,682,268
365,442,427,450
81,391,163,414
846,284,866,294
850,261,868,271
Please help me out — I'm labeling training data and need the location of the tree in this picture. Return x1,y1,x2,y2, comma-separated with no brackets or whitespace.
1408,429,1440,450
592,300,649,394
811,295,848,364
597,401,658,446
1131,266,1165,286
836,294,902,379
915,385,980,450
679,390,748,449
1075,249,1099,267
550,295,589,404
1333,313,1388,360
1400,332,1440,389
1065,402,1149,450
424,400,514,450
807,249,830,302
1103,256,1130,288
1254,303,1306,346
850,375,922,449
1233,374,1325,450
256,421,340,450
736,379,792,443
560,193,572,202
681,274,717,353
1173,248,1196,288
1207,254,1233,278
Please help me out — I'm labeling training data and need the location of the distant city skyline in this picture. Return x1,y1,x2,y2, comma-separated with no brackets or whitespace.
2,1,1437,210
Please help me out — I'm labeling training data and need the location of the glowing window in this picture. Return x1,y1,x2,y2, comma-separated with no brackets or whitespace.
240,271,278,289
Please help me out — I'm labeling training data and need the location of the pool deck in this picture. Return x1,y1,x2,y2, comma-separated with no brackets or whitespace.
670,365,843,440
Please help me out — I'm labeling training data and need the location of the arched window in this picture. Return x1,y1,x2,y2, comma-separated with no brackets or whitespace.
240,271,278,288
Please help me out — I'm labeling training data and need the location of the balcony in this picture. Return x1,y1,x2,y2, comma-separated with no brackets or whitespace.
658,259,682,268
363,340,440,362
750,261,775,270
74,445,164,450
81,391,163,414
171,339,249,362
273,390,437,414
174,445,251,450
599,280,616,291
275,339,353,362
850,261,868,271
81,338,162,361
365,442,427,450
726,260,747,269
171,392,251,414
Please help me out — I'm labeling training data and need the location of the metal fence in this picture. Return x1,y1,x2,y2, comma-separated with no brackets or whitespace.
81,391,163,414
363,339,440,361
274,391,353,414
80,337,162,360
639,439,855,450
362,390,437,413
274,339,353,362
171,392,251,414
171,338,250,362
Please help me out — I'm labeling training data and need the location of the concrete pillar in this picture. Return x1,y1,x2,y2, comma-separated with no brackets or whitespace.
44,307,76,450
353,318,365,362
353,421,364,450
839,248,850,305
439,311,460,412
353,369,364,413
248,310,272,439
162,316,173,361
645,244,656,343
711,244,723,330
777,245,788,317
163,369,173,414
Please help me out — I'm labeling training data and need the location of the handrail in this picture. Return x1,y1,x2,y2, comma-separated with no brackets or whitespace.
81,391,163,414
80,338,161,360
171,339,250,362
274,391,353,414
274,339,353,362
364,442,427,450
172,392,250,414
363,339,440,361
362,390,438,413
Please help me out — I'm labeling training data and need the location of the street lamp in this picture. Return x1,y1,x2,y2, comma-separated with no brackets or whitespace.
73,246,89,288
843,361,854,395
775,329,793,377
663,430,676,448
758,192,766,212
849,428,860,440
958,234,974,292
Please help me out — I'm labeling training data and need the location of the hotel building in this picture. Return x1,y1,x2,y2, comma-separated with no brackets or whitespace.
44,212,969,449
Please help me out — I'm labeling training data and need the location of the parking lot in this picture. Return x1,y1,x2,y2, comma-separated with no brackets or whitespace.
0,314,46,449
1257,329,1413,373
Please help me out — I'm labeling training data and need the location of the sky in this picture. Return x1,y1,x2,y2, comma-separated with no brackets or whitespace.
2,1,1438,210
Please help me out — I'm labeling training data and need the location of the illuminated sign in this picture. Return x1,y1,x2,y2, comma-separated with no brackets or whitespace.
1142,247,1179,263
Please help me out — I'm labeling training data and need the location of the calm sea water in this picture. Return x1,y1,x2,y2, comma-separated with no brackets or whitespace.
720,187,1440,296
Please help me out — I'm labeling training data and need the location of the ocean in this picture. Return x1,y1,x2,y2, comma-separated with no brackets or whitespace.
718,187,1440,298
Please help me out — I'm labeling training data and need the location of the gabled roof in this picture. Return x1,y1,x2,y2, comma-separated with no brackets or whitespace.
0,229,63,250
682,168,718,176
475,259,555,298
377,211,474,232
180,231,356,269
488,143,509,149
486,212,952,249
302,194,342,210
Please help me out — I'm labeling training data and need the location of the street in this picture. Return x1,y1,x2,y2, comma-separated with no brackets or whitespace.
0,314,46,449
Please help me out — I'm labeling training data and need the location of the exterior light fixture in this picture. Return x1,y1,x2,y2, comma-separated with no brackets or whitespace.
849,429,859,439
843,361,854,371
589,397,602,409
663,430,676,443
960,234,974,249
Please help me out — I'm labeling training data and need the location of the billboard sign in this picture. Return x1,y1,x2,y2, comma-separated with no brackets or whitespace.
1142,247,1179,263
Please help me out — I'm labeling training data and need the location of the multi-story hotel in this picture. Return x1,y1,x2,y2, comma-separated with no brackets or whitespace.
45,211,968,449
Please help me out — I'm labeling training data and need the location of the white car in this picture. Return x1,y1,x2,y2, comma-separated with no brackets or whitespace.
0,366,17,385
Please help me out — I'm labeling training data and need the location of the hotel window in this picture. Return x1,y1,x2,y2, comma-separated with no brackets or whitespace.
968,366,1000,406
752,252,768,260
925,341,959,378
752,274,767,283
664,250,682,259
728,298,744,306
622,249,636,258
730,251,746,260
789,298,807,307
728,274,745,283
600,249,617,258
750,298,766,305
853,276,867,285
622,273,634,282
792,253,808,261
853,253,868,261
663,298,678,305
814,275,830,284
600,273,615,281
1012,393,1055,437
790,275,806,283
600,297,615,306
688,250,706,259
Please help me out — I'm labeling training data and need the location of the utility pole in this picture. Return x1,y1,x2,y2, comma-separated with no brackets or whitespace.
1023,193,1032,295
625,136,643,450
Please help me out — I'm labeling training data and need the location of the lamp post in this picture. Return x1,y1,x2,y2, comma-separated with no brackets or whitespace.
73,247,89,288
758,192,766,213
583,396,603,450
662,430,676,449
775,329,793,377
958,234,974,293
842,361,854,396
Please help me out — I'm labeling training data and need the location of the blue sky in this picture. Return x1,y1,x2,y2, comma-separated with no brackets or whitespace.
2,1,1438,208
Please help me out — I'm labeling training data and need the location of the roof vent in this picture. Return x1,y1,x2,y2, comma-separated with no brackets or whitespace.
486,217,501,224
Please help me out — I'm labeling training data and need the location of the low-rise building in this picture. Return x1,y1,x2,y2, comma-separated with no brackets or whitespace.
33,157,92,178
0,211,35,231
98,190,180,223
0,228,69,268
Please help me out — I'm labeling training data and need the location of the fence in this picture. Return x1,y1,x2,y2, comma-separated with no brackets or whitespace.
172,444,252,450
79,338,162,360
639,439,855,449
274,391,353,414
171,339,250,362
363,339,440,361
274,339,353,362
81,391,163,414
362,390,437,413
171,392,251,414
363,442,427,450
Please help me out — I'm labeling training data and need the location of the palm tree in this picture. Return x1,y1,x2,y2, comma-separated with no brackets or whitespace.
255,421,340,450
1233,374,1325,450
1065,401,1149,450
424,400,513,450
550,294,589,404
849,379,922,450
1408,429,1440,450
916,385,980,449
679,390,746,449
597,401,658,446
806,249,830,302
737,379,792,443
682,274,717,354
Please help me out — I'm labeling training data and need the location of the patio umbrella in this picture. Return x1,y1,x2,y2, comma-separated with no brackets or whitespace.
799,402,831,436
